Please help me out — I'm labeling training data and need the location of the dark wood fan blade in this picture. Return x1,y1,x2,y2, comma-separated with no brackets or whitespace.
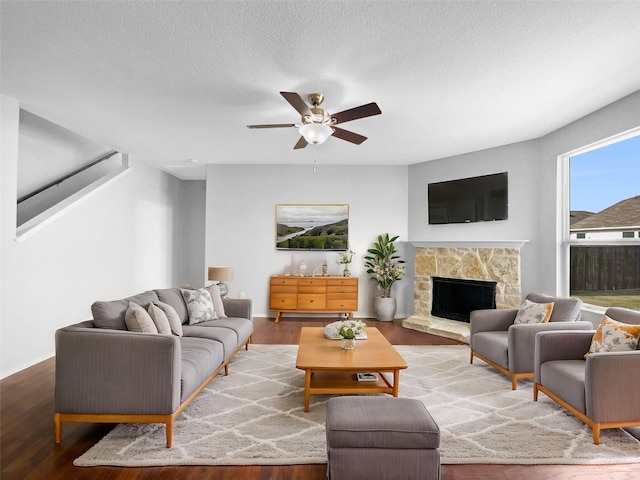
293,136,308,149
331,127,367,145
331,102,381,125
280,92,312,117
246,124,296,129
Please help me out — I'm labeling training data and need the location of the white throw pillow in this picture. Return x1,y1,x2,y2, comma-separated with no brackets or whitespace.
148,303,172,335
154,301,184,336
125,301,158,333
513,299,554,325
181,288,217,325
207,283,227,318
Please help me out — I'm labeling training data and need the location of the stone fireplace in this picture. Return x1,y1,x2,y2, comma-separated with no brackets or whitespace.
403,241,527,342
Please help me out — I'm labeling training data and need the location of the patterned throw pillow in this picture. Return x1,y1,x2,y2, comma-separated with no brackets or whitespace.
206,283,227,318
154,300,184,336
585,315,640,357
124,301,158,333
181,288,217,325
148,303,172,335
513,299,555,325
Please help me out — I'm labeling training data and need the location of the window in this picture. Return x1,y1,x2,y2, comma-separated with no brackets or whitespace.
561,129,640,310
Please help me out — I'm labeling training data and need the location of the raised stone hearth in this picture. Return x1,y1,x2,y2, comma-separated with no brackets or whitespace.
403,241,527,343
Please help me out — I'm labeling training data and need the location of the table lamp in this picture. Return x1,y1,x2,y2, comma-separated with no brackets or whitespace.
208,266,234,298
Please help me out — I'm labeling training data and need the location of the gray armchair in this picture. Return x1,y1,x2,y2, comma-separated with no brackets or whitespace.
534,307,640,444
470,293,591,389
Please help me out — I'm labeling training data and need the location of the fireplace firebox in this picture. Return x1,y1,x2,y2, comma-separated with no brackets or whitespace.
431,276,497,323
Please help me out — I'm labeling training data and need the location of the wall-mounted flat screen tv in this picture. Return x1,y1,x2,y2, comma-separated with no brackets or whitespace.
428,172,508,224
276,204,349,250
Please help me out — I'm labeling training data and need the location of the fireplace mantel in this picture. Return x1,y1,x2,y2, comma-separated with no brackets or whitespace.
411,240,529,250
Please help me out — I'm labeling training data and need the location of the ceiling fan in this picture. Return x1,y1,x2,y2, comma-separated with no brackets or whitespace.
247,92,381,149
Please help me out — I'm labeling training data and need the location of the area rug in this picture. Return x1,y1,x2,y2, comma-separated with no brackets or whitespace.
74,344,640,467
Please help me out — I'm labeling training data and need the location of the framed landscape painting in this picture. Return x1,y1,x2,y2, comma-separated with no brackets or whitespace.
276,204,349,250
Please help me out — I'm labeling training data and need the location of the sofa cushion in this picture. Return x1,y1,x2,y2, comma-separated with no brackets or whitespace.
207,318,253,346
148,303,172,335
514,299,554,325
154,301,184,336
155,288,189,325
472,331,508,369
179,337,225,403
182,323,239,360
526,293,581,323
125,302,158,333
585,315,640,357
206,283,227,318
540,360,586,413
92,290,159,330
181,288,217,325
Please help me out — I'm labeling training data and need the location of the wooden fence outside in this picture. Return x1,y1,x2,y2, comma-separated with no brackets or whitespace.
570,245,640,291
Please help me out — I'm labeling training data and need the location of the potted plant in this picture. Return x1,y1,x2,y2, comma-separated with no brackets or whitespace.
337,249,355,276
337,319,366,350
364,234,405,321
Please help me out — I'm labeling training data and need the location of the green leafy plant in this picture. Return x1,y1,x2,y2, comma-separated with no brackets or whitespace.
364,233,405,298
337,320,366,339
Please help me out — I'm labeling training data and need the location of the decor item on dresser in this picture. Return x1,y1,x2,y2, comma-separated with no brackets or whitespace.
364,233,405,321
469,293,592,389
337,249,354,276
208,266,234,297
54,287,253,448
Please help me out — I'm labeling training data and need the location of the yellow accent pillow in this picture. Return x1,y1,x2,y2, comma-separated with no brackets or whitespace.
585,315,640,357
513,299,554,325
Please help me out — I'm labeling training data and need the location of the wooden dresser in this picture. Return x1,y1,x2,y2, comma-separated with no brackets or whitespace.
269,276,358,323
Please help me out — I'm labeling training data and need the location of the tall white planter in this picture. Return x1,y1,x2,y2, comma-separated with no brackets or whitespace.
373,296,396,322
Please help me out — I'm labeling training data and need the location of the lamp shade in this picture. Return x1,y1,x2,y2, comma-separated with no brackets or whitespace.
208,266,234,281
299,123,333,145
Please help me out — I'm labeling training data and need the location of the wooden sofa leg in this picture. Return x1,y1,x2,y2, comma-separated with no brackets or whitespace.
533,383,539,401
166,420,173,448
469,350,474,364
54,413,62,443
511,376,518,390
592,424,600,445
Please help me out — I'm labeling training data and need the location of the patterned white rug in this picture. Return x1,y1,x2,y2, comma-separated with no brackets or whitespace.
75,344,640,467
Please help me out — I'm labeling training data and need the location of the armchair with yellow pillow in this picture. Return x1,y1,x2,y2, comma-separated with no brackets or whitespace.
533,307,640,444
469,293,592,389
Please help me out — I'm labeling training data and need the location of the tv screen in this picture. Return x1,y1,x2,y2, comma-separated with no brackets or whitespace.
428,172,508,224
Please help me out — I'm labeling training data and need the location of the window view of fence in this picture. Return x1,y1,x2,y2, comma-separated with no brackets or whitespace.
569,133,640,310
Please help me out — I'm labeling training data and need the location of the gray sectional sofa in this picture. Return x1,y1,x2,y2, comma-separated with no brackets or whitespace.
54,287,252,448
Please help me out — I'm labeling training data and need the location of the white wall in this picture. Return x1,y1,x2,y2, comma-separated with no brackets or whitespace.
205,164,410,318
408,90,640,298
0,94,202,378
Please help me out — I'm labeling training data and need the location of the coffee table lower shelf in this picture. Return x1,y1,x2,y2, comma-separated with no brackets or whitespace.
301,369,400,412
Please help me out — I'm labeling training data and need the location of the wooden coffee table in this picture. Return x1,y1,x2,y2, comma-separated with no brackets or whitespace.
295,327,408,412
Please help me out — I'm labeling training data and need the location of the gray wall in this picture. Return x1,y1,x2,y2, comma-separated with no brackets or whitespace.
1,95,205,377
204,164,411,319
408,90,640,297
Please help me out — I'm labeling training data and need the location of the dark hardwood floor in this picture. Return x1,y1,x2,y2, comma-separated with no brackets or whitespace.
2,317,639,480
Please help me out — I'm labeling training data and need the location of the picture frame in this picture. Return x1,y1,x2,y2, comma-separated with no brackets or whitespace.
275,204,349,250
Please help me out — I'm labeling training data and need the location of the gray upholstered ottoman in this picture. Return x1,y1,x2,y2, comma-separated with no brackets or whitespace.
326,396,440,480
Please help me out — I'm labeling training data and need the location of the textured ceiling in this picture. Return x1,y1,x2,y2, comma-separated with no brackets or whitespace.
2,1,639,179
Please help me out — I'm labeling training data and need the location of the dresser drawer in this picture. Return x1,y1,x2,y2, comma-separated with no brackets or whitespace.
271,284,298,294
299,278,327,287
327,299,358,310
327,285,357,293
270,294,297,310
270,277,298,287
297,294,326,310
327,278,358,287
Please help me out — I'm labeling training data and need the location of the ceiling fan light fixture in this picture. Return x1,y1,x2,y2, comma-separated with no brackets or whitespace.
299,123,333,145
